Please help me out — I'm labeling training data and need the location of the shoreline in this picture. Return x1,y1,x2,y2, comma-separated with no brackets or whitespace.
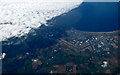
69,28,119,34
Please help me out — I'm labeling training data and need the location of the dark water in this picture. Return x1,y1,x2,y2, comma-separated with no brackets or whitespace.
2,2,119,73
3,2,119,61
76,2,119,32
52,2,119,32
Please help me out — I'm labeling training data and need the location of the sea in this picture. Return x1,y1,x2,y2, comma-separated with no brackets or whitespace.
2,2,119,73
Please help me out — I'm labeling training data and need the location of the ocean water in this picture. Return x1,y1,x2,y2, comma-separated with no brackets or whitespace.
51,2,119,32
2,2,119,73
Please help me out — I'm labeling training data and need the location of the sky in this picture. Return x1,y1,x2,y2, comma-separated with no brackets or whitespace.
84,0,120,2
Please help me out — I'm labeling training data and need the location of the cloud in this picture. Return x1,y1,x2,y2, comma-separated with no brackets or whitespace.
0,0,83,41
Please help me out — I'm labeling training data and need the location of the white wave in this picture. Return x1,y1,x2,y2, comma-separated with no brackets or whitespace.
0,0,83,41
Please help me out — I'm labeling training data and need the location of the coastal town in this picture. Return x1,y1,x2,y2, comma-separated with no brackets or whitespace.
3,28,119,74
